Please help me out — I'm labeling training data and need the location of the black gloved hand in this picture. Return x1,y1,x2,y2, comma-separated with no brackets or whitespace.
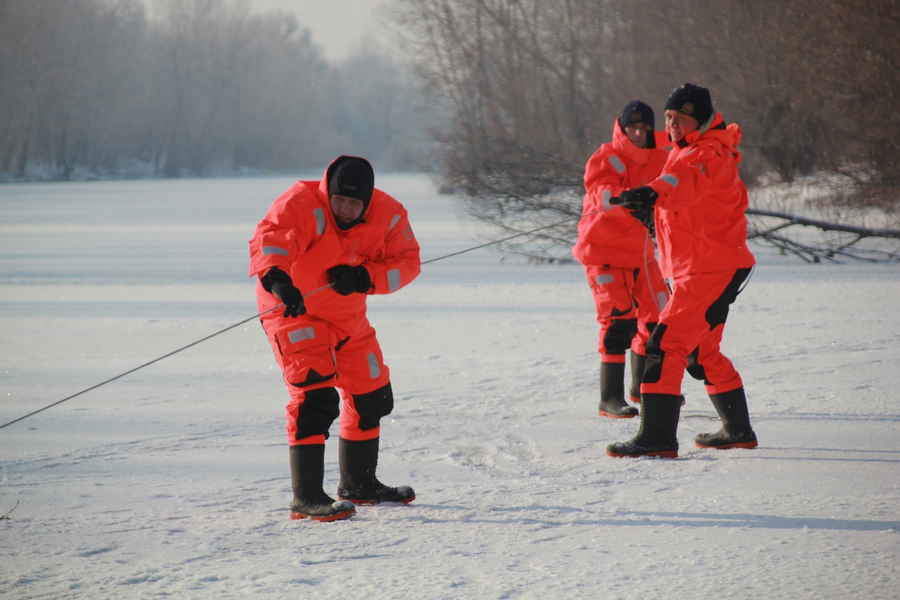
261,267,305,317
327,264,372,296
271,280,305,317
610,186,658,232
611,186,658,210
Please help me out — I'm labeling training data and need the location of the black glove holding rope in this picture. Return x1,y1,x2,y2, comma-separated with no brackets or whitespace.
261,267,305,317
327,264,372,295
610,186,658,234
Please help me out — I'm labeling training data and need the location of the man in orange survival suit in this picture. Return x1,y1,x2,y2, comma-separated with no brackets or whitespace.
573,100,670,419
607,83,758,458
249,156,420,521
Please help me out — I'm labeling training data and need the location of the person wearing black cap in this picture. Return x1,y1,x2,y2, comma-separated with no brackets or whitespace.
607,83,758,458
572,101,671,419
249,155,421,520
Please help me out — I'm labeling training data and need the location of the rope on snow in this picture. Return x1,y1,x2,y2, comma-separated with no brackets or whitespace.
0,214,582,430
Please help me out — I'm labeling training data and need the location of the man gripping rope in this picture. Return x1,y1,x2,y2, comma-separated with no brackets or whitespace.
607,83,758,458
249,156,420,520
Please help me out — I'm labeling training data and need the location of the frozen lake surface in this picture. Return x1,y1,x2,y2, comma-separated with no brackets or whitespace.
2,174,899,599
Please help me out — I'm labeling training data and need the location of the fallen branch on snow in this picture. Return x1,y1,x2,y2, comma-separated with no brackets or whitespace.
746,208,900,263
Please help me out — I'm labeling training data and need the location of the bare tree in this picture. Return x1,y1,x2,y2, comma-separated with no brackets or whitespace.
1,0,153,178
0,0,431,180
391,0,900,263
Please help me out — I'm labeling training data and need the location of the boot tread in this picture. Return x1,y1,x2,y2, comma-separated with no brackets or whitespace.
599,405,639,419
290,499,356,521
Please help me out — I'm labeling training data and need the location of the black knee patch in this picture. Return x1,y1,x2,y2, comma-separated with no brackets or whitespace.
604,318,637,355
686,347,708,382
705,268,751,329
352,383,394,431
296,387,339,440
643,323,667,383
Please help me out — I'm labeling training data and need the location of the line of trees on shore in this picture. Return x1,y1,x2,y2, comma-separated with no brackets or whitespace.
5,0,897,230
1,0,439,180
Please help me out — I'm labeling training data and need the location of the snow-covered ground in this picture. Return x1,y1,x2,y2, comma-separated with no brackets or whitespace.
1,174,899,599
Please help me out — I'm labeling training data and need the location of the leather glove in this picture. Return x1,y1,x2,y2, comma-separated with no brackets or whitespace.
327,264,372,295
261,267,305,317
610,186,658,232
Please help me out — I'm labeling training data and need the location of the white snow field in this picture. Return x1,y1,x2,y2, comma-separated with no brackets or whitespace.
1,174,899,599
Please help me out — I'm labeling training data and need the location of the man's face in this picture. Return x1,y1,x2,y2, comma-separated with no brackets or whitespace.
330,194,366,226
623,122,650,148
665,109,699,142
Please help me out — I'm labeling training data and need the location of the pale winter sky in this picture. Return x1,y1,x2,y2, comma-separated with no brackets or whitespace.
247,0,386,60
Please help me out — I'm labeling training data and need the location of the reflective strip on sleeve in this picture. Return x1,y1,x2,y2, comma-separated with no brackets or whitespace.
661,174,679,187
601,189,612,210
609,154,626,174
367,352,382,379
387,268,402,292
388,214,401,230
313,207,326,235
262,246,289,256
288,327,316,343
595,274,614,285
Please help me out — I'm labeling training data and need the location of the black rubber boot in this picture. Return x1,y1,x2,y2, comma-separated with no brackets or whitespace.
289,445,355,521
606,393,681,458
338,437,415,505
628,351,646,404
695,387,758,449
599,362,639,418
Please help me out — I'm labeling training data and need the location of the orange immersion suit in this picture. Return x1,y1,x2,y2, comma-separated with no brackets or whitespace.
572,121,671,363
248,157,421,445
642,113,756,397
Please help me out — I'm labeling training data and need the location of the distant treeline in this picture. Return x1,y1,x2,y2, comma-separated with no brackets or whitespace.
0,0,440,181
391,0,899,213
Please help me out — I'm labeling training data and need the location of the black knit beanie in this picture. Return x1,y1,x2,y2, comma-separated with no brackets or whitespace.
619,100,655,130
328,157,374,205
664,83,714,127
